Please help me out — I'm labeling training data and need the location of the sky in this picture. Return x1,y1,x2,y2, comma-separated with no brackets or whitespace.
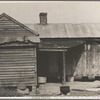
0,1,100,24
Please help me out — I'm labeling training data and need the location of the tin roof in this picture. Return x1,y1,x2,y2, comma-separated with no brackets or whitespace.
26,23,100,38
0,13,40,44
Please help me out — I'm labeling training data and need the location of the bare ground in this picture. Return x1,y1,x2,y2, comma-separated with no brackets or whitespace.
30,81,100,96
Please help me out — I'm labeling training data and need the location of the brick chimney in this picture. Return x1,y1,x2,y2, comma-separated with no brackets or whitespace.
39,13,47,25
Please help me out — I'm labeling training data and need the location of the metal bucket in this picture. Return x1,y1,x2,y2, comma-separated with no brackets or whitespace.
60,86,70,95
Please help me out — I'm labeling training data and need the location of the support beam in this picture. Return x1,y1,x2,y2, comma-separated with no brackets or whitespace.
62,50,66,85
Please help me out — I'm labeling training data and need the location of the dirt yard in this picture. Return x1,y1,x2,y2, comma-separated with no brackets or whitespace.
0,81,100,97
30,81,100,97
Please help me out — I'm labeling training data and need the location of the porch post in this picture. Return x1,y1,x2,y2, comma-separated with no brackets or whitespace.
62,49,66,85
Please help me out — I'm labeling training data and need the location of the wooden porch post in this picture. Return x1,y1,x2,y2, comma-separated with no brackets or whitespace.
62,50,66,85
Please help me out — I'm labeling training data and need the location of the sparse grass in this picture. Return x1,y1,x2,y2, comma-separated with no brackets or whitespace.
0,87,23,97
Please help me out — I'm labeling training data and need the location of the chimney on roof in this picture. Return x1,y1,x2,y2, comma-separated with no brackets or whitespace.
39,12,47,25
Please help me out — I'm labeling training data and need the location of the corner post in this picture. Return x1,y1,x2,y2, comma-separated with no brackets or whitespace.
62,49,66,85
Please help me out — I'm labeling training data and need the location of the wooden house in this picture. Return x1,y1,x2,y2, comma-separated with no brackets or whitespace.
0,12,100,91
0,13,40,90
27,13,100,84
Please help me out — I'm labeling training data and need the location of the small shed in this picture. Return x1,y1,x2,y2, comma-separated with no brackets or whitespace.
0,13,40,89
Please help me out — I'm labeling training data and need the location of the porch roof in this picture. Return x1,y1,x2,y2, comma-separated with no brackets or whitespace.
26,23,100,38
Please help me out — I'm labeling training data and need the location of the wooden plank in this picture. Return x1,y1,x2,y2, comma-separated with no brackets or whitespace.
0,70,35,72
0,74,35,79
0,54,35,56
0,67,35,70
0,47,37,87
0,25,23,28
0,53,35,55
0,74,35,77
0,28,24,30
0,83,35,86
0,49,35,52
0,48,35,50
0,61,35,63
0,48,35,51
0,66,35,69
39,48,67,51
0,82,35,85
0,50,35,53
0,80,35,83
0,24,19,26
0,64,35,66
0,31,31,34
0,65,35,67
0,52,35,54
0,71,35,75
0,81,35,84
0,78,35,81
0,76,35,79
0,57,36,59
0,56,35,59
0,69,35,71
0,57,35,61
62,51,66,85
0,56,36,59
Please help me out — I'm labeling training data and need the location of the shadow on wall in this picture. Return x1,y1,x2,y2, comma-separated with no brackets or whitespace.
65,44,84,81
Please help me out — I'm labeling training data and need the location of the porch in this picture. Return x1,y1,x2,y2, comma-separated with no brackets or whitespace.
38,39,84,84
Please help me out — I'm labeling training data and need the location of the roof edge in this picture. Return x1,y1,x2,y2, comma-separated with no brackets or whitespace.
0,13,39,36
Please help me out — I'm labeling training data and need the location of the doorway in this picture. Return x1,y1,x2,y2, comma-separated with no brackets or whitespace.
38,51,63,83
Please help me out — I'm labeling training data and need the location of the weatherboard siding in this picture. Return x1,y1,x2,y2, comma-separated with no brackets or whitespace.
0,47,37,87
0,13,40,44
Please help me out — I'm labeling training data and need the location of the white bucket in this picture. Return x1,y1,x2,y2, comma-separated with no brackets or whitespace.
38,77,47,84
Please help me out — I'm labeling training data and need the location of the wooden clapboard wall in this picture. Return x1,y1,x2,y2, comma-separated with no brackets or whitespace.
0,47,36,87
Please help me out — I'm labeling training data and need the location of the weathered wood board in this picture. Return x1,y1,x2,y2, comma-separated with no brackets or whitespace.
0,47,37,87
